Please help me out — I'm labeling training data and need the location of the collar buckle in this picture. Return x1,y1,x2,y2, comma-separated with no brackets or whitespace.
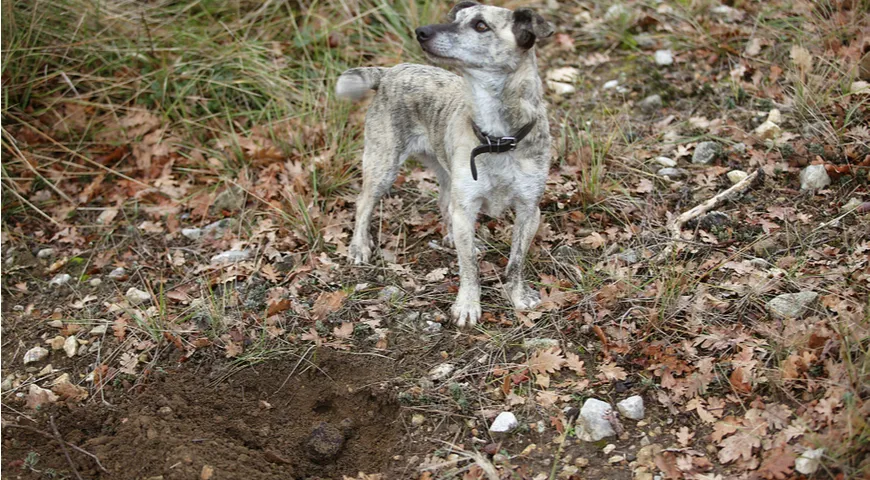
501,136,517,150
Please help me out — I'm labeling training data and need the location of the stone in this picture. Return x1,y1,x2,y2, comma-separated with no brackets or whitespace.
639,94,663,114
1,375,14,391
378,285,404,302
603,80,619,90
89,277,102,287
710,4,744,21
108,267,127,280
575,398,616,441
48,336,65,350
24,346,49,364
800,165,831,190
126,287,151,306
89,324,108,336
727,170,749,184
692,141,720,165
523,338,560,350
657,168,689,180
181,228,202,240
306,419,352,462
37,248,55,259
63,336,78,358
213,186,246,212
768,291,818,319
158,406,173,416
795,448,824,475
617,395,645,420
210,250,251,265
603,444,617,454
753,237,780,256
547,67,580,83
428,363,455,382
411,414,425,427
614,249,639,264
489,412,518,433
653,156,676,167
754,121,781,140
49,273,72,287
423,321,442,334
654,50,673,66
604,4,629,21
841,197,863,212
547,81,576,96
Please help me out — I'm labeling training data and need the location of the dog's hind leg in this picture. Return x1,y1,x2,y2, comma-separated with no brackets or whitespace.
349,139,403,265
505,203,542,310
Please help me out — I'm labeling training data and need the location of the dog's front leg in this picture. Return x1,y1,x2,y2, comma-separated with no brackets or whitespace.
450,198,481,327
505,204,541,310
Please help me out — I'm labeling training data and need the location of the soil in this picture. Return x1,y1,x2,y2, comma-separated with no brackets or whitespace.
2,350,404,479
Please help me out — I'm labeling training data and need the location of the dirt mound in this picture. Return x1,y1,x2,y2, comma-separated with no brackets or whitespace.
3,350,402,479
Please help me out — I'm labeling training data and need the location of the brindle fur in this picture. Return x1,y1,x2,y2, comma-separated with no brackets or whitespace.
336,2,553,327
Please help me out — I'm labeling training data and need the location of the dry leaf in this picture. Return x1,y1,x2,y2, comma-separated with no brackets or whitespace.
312,290,348,321
333,322,354,339
424,267,448,282
598,362,627,381
564,351,586,375
529,347,566,375
790,45,813,73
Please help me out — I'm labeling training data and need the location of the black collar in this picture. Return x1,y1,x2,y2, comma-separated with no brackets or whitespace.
469,119,537,181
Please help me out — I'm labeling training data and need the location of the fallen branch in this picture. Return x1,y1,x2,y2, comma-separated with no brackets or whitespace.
656,168,764,262
50,415,83,480
1,419,109,473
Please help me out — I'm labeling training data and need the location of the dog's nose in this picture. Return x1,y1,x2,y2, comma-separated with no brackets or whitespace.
415,26,435,42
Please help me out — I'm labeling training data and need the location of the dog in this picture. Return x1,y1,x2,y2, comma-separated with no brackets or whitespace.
336,2,553,327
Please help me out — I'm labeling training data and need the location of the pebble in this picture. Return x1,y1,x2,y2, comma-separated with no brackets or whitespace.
423,321,442,334
63,336,78,358
603,444,617,454
614,249,639,264
1,375,14,391
753,237,780,256
800,165,831,190
654,49,673,66
692,141,720,165
210,249,251,265
213,186,246,212
489,412,519,433
49,273,72,287
428,363,455,382
639,94,663,114
576,398,616,441
306,419,352,462
37,248,56,259
547,81,576,96
768,291,818,319
754,120,781,140
727,170,749,184
108,267,127,280
181,228,203,240
523,338,560,350
24,346,49,364
89,324,108,336
603,80,619,90
657,167,689,180
617,395,645,420
48,336,66,350
547,67,580,83
89,277,102,287
795,448,824,475
653,156,676,167
378,285,404,302
608,455,626,463
411,414,425,427
126,287,151,306
841,197,863,212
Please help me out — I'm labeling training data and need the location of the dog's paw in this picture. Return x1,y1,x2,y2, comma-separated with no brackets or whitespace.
510,284,541,311
451,297,481,328
348,241,372,265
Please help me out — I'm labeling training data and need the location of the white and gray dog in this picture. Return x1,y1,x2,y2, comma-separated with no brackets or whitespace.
336,2,553,327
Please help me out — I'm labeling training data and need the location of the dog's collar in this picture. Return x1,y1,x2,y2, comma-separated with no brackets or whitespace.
469,119,537,181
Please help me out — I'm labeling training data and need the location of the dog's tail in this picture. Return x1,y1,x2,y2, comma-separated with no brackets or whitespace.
336,67,386,101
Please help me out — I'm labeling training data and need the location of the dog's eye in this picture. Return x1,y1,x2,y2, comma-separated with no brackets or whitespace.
473,20,489,33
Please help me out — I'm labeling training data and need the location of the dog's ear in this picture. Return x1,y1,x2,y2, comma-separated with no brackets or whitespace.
448,1,479,22
512,8,554,50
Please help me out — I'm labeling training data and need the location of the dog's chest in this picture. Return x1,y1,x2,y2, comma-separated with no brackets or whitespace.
471,153,545,216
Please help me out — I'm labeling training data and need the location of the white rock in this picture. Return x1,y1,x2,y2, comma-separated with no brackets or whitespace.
768,291,818,319
49,274,72,287
490,412,519,433
603,444,617,454
692,141,720,165
379,285,404,302
125,287,151,306
181,228,203,240
37,248,56,259
89,324,108,336
766,109,782,124
523,338,560,350
639,94,663,114
710,4,744,21
841,197,863,212
657,168,689,180
754,120,781,140
411,414,426,427
850,81,869,94
547,81,576,95
727,170,749,184
428,363,455,382
800,165,831,190
210,249,251,265
63,336,78,358
108,267,127,280
795,448,824,475
616,395,645,420
654,49,673,66
605,4,629,21
89,277,102,287
24,346,49,364
547,67,580,83
603,80,619,90
654,156,676,167
1,375,14,391
576,398,616,441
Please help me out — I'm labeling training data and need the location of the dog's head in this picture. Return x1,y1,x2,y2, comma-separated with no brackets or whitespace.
415,2,553,72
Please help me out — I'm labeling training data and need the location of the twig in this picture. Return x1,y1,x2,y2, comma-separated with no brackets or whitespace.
655,168,763,262
50,415,83,480
2,420,109,473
